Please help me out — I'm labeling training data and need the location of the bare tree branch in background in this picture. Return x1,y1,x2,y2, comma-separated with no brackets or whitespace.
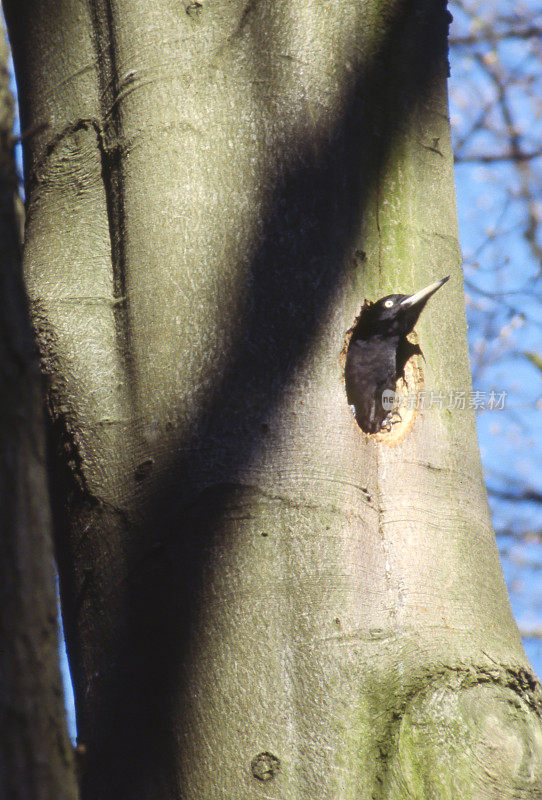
449,0,542,635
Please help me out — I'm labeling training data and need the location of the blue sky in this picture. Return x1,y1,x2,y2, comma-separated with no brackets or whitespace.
449,0,542,673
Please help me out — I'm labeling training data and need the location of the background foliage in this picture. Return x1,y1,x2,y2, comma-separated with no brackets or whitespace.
449,0,542,668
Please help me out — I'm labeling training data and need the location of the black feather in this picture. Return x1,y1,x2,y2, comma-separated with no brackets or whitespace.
345,277,449,433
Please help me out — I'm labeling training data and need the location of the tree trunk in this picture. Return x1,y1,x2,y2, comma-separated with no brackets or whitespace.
0,16,79,800
4,0,542,798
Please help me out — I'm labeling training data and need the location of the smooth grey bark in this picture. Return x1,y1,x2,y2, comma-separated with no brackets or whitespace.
0,18,79,800
3,0,542,798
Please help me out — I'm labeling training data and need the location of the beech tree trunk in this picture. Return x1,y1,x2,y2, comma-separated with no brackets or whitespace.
3,1,542,798
0,16,78,800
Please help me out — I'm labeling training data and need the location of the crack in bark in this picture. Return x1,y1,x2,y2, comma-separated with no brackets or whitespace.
87,0,136,400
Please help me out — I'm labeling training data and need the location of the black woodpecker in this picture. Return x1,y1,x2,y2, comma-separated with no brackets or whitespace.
345,277,449,434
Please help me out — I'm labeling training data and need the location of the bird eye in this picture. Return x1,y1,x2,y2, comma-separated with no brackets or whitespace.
383,299,395,308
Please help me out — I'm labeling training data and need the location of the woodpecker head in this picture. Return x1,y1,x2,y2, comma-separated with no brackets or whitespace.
353,277,449,339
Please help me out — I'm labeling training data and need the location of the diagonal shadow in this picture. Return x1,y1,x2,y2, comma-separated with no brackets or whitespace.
44,2,453,796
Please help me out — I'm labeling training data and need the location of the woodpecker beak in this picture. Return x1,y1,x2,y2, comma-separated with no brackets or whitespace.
395,276,449,334
400,276,449,310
